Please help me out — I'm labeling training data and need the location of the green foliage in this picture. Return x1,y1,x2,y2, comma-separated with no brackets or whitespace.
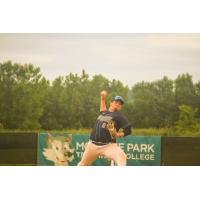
175,74,196,107
194,81,200,118
1,61,200,136
0,122,4,130
129,77,176,128
39,70,129,130
0,61,49,130
175,105,200,135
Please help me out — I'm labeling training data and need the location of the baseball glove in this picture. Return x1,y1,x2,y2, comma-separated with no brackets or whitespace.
106,120,117,139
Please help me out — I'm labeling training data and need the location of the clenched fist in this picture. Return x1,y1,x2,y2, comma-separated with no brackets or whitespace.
100,90,108,98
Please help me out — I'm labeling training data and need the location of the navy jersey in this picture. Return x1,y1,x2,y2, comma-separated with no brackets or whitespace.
90,110,131,143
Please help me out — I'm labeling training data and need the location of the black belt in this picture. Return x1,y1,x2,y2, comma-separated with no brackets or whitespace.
91,140,110,146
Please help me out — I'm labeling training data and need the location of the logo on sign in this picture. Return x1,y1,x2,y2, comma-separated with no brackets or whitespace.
42,133,75,166
118,143,156,161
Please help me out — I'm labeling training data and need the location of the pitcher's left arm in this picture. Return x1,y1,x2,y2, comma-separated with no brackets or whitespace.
116,113,132,138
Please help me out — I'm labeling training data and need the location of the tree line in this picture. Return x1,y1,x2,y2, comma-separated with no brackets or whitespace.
0,61,200,132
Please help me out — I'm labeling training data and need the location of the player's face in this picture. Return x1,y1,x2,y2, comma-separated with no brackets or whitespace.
110,100,122,111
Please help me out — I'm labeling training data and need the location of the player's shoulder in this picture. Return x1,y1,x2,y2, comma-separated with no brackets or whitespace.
115,110,123,115
100,110,109,115
113,111,125,118
116,111,128,120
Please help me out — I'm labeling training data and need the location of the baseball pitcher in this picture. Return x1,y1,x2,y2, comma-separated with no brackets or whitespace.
78,90,131,166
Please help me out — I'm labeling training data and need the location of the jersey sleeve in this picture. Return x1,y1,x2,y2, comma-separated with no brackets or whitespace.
118,113,129,128
117,112,131,136
100,110,108,114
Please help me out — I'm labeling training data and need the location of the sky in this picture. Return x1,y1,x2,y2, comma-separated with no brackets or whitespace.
0,33,200,87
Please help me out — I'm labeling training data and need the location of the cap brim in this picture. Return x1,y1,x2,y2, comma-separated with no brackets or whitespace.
116,99,124,105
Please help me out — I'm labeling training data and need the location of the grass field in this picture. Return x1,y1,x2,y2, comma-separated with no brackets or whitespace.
1,127,200,136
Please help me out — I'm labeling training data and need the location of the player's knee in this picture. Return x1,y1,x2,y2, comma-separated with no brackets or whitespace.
116,151,126,166
78,162,83,166
78,160,87,166
78,159,91,166
120,151,127,161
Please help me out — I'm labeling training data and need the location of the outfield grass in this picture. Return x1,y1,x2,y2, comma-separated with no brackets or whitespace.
0,127,200,136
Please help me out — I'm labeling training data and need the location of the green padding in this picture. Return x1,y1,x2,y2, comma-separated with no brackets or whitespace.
161,137,200,166
0,133,37,149
0,148,37,164
37,133,161,166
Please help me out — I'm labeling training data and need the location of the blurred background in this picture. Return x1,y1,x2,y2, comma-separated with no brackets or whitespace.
0,33,200,136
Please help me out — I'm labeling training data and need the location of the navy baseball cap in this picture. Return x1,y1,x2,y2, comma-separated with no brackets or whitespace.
111,95,125,105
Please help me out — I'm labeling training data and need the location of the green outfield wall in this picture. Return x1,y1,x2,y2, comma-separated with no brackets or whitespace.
0,132,200,166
